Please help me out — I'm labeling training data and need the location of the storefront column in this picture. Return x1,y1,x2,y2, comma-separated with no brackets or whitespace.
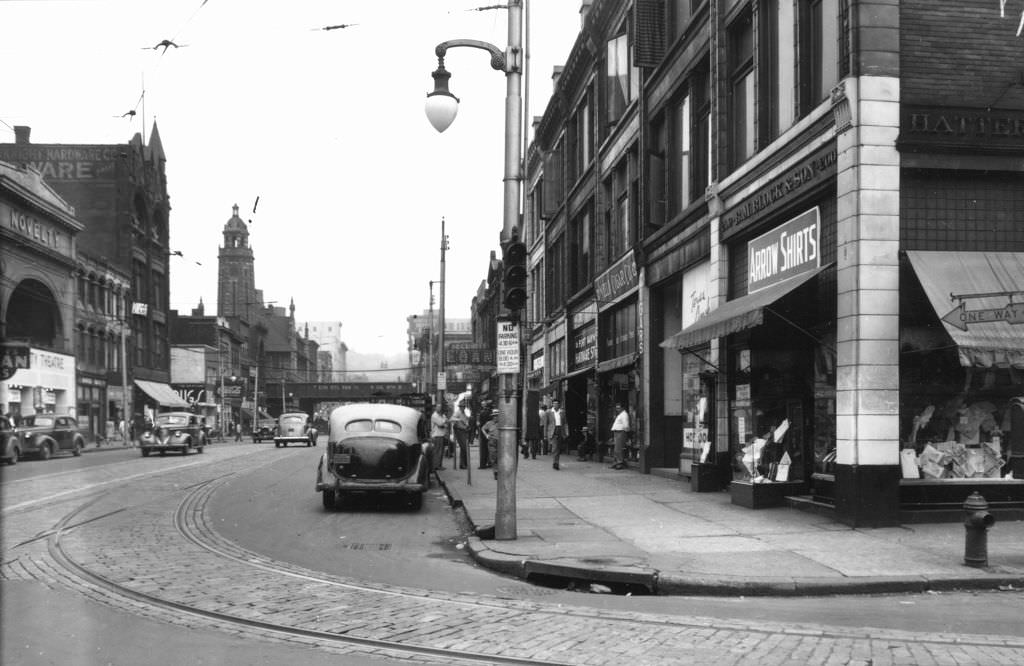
708,207,729,469
833,74,902,527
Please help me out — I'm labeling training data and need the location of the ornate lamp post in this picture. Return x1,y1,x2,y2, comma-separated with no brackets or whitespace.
424,0,522,540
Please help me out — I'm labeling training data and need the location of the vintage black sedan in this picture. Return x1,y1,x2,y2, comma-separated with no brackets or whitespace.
1,415,22,465
316,403,432,511
274,412,317,448
14,414,86,460
138,412,208,456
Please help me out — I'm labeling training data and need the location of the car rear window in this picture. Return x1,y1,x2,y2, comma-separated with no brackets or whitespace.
344,420,373,432
374,420,402,433
281,415,305,424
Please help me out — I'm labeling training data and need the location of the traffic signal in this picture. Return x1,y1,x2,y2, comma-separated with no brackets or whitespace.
502,234,527,311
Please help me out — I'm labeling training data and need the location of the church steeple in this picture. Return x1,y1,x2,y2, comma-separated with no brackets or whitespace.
218,204,257,321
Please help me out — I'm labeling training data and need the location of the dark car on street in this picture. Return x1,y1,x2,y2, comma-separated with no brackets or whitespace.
252,418,277,443
1,415,22,465
14,414,87,460
274,412,317,448
316,403,432,511
138,411,208,457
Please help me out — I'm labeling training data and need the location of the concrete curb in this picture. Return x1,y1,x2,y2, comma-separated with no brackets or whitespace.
436,473,1024,597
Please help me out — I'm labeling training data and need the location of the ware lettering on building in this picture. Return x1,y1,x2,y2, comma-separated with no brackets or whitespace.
0,146,119,180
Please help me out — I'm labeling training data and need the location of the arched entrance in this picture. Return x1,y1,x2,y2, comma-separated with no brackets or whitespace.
6,278,62,347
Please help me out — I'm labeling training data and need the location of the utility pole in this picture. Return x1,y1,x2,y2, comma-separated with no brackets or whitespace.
120,314,130,444
438,217,447,410
428,281,435,399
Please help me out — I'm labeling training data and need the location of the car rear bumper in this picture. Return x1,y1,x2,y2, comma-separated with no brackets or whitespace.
316,478,426,494
275,436,310,443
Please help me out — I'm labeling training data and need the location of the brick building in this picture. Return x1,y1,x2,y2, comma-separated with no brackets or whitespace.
521,0,1024,526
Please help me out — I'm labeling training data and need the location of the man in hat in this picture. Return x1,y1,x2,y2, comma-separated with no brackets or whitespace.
481,409,500,479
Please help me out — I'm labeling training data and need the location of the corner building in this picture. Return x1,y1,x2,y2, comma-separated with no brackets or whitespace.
526,0,1024,526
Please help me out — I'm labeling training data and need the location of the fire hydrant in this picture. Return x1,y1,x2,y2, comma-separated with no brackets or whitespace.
963,492,995,568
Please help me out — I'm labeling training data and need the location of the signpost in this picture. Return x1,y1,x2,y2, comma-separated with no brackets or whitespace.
942,301,1024,331
496,319,520,374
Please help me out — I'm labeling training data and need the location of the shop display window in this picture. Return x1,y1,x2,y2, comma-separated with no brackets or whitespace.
900,342,1021,481
730,342,812,483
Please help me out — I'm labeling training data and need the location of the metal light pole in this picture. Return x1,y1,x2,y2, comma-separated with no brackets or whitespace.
425,0,523,540
120,314,130,444
428,281,435,399
438,219,447,411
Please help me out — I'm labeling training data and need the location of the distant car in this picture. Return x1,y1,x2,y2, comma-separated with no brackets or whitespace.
14,414,86,460
275,412,317,448
1,415,22,465
316,403,432,511
138,412,207,457
252,418,277,443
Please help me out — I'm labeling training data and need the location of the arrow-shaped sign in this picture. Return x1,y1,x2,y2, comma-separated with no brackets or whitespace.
941,302,1024,331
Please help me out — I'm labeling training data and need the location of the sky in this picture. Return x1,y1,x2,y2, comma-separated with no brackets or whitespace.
1,0,583,356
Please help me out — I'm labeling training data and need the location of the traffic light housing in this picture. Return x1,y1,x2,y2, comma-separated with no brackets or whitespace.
502,235,528,312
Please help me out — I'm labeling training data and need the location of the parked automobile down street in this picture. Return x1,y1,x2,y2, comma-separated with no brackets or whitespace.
13,414,86,460
138,412,208,457
1,414,22,465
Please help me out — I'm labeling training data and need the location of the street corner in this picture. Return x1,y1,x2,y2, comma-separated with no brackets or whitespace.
463,534,528,578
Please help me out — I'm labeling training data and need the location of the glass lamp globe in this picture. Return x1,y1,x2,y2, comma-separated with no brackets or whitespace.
425,92,459,133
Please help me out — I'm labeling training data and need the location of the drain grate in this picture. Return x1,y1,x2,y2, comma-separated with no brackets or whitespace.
342,543,392,551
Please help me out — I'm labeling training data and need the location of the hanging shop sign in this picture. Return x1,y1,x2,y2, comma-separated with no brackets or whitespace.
445,344,496,366
721,144,836,240
496,319,521,374
747,207,821,293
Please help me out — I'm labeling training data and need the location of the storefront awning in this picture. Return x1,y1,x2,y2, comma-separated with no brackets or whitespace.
906,251,1024,369
661,267,825,350
134,379,189,408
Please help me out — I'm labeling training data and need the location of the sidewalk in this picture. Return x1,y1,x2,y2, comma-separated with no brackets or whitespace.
435,445,1024,596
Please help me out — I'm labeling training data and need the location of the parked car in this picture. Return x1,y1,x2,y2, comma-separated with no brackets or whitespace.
274,412,317,448
1,415,22,465
316,403,432,511
252,418,277,443
138,412,208,457
14,414,86,460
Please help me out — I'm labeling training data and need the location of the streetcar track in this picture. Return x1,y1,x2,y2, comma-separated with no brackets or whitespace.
31,459,1024,664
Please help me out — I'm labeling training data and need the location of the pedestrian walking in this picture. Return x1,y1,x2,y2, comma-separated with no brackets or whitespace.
537,404,552,458
549,399,567,470
233,419,242,442
610,403,630,469
450,399,470,470
430,403,449,472
477,401,492,469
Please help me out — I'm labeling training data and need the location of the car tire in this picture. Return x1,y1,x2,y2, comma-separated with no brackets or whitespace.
5,448,18,465
141,448,150,457
408,493,423,511
321,489,336,510
73,439,83,456
197,445,205,454
38,443,51,461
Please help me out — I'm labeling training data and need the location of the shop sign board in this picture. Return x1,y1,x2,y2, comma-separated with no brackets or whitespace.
496,319,520,374
747,207,820,294
572,322,597,369
901,105,1024,153
682,260,712,329
445,344,495,366
721,145,836,240
2,202,73,257
595,252,639,307
942,301,1024,330
0,342,31,380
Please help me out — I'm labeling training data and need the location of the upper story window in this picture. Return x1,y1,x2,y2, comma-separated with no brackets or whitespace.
569,205,592,295
566,90,593,186
803,0,839,107
606,23,639,127
762,0,796,140
545,233,566,317
729,10,756,168
542,138,564,218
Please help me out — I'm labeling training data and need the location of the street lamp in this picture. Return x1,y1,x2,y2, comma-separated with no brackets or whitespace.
425,0,523,541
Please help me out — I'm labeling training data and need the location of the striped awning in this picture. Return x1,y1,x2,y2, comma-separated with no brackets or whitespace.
134,379,189,408
906,251,1024,369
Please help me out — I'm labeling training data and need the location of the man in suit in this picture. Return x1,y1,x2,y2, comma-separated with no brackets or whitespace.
535,404,552,459
548,399,567,470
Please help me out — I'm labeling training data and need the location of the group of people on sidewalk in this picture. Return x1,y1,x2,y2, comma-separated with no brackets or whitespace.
427,397,632,474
